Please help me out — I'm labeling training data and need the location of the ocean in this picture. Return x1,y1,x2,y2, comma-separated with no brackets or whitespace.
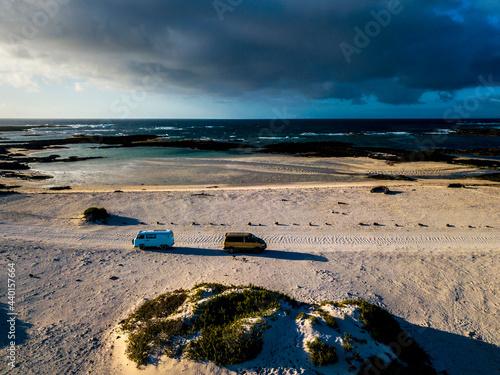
1,118,500,150
1,118,498,186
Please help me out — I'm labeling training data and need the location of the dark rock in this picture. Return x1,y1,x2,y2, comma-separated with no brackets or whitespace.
191,192,214,197
473,173,500,182
455,129,500,136
448,183,465,188
0,190,19,196
370,186,391,194
48,186,71,191
369,174,416,181
109,276,119,281
0,161,30,170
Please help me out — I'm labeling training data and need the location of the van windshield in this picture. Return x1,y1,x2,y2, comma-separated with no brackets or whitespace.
137,235,144,239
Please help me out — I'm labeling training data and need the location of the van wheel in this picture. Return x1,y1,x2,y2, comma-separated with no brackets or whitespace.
254,247,262,254
160,244,169,250
227,247,235,254
139,244,145,250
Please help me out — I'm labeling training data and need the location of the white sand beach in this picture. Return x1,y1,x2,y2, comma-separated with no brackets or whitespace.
0,156,499,374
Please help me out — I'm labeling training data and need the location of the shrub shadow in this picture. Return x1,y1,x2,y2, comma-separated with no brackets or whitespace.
386,190,405,195
142,247,328,262
107,214,141,226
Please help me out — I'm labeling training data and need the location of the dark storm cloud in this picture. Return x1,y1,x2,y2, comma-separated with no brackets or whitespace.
1,0,499,104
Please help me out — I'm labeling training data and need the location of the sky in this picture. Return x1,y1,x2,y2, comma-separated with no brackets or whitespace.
0,0,499,119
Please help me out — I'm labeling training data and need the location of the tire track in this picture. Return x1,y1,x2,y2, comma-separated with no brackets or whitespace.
2,223,499,250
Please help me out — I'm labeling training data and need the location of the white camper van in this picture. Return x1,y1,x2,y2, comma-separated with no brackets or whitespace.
132,230,174,250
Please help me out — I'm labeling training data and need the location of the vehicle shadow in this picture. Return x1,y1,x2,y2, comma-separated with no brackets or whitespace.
141,247,328,262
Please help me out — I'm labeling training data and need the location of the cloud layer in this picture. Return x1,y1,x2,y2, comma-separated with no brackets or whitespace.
1,0,499,106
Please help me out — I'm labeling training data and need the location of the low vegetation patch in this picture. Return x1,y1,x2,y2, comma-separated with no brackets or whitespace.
296,312,307,321
83,207,110,222
120,285,436,374
306,337,338,366
317,309,339,329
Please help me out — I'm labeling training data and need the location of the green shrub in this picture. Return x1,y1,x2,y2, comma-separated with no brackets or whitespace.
306,337,338,366
308,316,321,326
186,323,263,365
125,330,152,366
83,207,110,222
121,290,188,332
189,283,233,302
194,289,283,329
121,290,189,367
317,310,339,329
296,312,307,320
124,318,186,366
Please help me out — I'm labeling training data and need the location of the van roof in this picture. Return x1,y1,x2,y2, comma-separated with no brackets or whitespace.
225,232,252,236
137,230,173,234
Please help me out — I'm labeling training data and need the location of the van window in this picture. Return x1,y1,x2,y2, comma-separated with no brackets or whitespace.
137,235,144,239
146,234,156,239
226,236,243,242
245,237,257,243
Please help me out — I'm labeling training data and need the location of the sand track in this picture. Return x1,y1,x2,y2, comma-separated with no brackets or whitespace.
1,222,498,252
